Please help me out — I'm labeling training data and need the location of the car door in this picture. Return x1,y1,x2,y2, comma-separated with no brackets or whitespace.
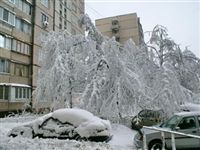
174,116,199,149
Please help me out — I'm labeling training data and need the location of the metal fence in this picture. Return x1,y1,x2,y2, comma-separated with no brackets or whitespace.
142,126,200,150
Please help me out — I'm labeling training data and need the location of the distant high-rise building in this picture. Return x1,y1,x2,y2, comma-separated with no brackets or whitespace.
95,13,144,46
0,0,84,113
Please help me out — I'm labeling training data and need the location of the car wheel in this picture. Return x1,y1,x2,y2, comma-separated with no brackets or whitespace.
149,141,163,150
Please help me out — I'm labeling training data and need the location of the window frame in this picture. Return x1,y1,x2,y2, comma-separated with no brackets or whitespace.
14,63,29,77
14,86,31,101
0,58,10,73
0,85,10,100
0,7,15,26
15,17,32,35
41,0,49,8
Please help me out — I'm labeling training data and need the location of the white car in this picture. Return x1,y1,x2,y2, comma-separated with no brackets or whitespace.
8,108,112,142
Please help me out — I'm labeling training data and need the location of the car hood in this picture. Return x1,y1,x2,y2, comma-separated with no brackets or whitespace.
141,127,171,135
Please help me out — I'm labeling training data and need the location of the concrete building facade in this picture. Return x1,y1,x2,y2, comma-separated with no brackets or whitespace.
0,0,84,113
95,13,144,46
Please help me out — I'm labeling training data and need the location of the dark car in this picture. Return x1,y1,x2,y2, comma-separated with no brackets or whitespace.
131,109,165,130
8,108,112,142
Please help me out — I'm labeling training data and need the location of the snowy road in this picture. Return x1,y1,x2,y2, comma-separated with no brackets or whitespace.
0,114,138,150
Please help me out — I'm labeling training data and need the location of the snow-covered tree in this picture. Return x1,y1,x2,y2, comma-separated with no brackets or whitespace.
34,32,98,110
146,25,200,94
177,48,200,93
34,15,195,122
147,25,181,67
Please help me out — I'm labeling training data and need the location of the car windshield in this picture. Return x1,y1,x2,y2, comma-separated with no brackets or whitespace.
161,115,181,129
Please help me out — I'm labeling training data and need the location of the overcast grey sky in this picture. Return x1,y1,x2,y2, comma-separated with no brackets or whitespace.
85,0,200,58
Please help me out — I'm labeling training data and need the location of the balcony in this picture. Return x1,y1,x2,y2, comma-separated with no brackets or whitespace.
111,24,120,31
111,19,120,31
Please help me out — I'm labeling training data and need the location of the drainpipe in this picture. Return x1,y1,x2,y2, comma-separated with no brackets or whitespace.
53,0,55,31
30,0,36,110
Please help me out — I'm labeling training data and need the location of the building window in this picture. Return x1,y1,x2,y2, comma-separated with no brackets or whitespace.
15,17,21,29
41,13,49,28
0,86,9,100
0,7,3,20
5,38,11,50
0,59,10,73
15,0,23,10
15,87,30,99
59,17,62,23
59,23,62,29
41,0,49,8
15,17,32,35
3,9,9,22
0,34,12,50
12,39,16,51
0,35,5,48
14,63,29,77
23,22,29,33
0,86,3,100
16,40,21,52
41,13,49,22
12,39,31,55
15,0,32,15
64,1,67,7
0,7,15,26
23,2,32,15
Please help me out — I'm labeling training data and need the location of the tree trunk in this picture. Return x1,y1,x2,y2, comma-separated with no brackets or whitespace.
69,77,73,108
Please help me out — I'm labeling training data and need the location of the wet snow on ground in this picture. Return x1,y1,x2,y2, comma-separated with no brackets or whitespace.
0,114,137,150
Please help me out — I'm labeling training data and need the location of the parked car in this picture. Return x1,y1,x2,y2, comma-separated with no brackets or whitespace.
131,109,165,130
8,108,112,142
134,111,200,150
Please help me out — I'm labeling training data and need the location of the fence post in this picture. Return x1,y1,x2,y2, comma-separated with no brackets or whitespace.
171,133,176,150
161,131,165,150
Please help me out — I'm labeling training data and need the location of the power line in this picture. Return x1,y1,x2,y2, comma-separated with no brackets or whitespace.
85,3,104,18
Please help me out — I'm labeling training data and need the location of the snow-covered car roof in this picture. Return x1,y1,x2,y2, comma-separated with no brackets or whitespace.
52,108,98,126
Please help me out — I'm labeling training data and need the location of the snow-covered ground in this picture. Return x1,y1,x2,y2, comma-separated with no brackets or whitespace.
0,114,137,150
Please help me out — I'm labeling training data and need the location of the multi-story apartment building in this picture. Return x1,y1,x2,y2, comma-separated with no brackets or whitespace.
95,13,144,46
0,0,84,113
